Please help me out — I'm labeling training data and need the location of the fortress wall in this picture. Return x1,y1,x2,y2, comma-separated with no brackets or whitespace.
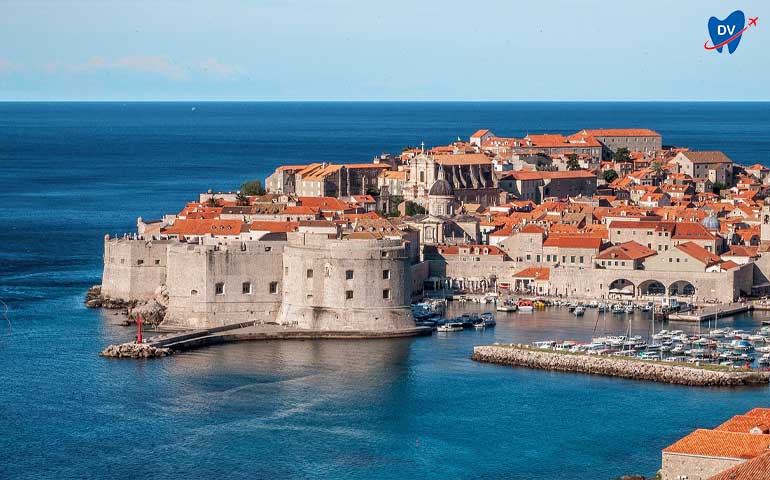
276,232,414,331
162,241,284,329
101,236,168,301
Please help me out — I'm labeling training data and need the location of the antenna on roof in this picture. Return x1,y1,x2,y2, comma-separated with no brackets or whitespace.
420,141,425,154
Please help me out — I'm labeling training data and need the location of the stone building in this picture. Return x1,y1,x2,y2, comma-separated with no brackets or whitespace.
404,152,498,207
671,151,734,186
576,128,662,157
499,170,597,204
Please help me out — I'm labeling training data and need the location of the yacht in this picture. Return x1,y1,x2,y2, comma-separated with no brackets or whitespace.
611,304,625,314
496,301,517,312
624,304,634,314
573,306,586,317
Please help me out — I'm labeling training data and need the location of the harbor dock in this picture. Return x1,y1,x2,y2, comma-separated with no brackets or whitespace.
472,344,770,387
101,321,432,357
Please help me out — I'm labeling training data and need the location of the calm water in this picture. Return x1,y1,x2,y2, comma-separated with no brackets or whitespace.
1,102,770,479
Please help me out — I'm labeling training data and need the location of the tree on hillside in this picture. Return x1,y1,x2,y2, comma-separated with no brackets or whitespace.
602,169,619,183
240,180,266,196
612,147,631,163
404,201,426,216
566,154,581,171
235,191,249,206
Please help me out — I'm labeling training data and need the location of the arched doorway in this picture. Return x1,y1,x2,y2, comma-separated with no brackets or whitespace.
639,279,666,296
669,280,696,297
608,279,635,297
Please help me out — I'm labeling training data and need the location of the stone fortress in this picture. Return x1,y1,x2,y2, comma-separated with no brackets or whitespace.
100,225,418,334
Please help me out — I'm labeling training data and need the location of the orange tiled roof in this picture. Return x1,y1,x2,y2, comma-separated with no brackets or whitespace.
163,219,244,236
471,129,491,138
675,241,722,265
715,415,770,434
746,408,770,418
579,128,660,137
249,221,299,233
543,236,602,249
513,267,550,281
436,244,505,256
596,241,656,261
663,429,770,459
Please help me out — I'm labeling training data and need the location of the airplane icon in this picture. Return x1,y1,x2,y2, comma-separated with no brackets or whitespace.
749,17,758,28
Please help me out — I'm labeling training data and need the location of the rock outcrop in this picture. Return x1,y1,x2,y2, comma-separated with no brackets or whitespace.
84,285,135,310
86,284,168,325
99,342,171,359
472,345,770,387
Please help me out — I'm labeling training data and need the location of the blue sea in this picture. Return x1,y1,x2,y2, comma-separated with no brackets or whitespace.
1,102,770,480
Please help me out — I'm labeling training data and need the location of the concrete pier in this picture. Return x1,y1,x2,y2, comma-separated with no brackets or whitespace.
144,321,432,352
668,302,752,322
472,344,770,387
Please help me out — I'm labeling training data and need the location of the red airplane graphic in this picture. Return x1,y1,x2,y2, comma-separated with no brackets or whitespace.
749,17,758,28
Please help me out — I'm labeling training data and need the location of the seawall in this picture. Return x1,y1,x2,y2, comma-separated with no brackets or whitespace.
472,345,770,387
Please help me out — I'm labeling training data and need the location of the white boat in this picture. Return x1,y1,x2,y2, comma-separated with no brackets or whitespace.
639,351,661,360
611,304,625,314
597,304,608,313
533,341,555,349
517,299,534,312
756,346,770,354
759,354,770,365
437,322,463,332
624,305,634,314
496,303,517,312
573,306,586,317
748,335,767,343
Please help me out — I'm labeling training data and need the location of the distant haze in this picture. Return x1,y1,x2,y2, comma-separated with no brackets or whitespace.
0,0,767,101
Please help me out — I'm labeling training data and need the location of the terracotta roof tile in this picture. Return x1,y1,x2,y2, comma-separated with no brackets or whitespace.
663,429,770,459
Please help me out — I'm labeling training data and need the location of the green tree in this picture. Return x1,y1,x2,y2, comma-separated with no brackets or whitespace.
366,186,380,196
612,147,631,163
566,154,581,171
235,191,249,206
240,179,266,196
206,196,219,207
650,161,664,176
404,201,426,216
602,169,619,183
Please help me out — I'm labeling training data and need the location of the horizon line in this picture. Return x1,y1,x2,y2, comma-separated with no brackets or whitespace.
2,99,770,103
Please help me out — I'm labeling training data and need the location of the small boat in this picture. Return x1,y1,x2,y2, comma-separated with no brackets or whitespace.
573,306,586,317
759,354,770,365
481,312,496,327
597,304,608,313
437,322,463,332
533,341,555,349
496,302,517,312
533,300,546,309
611,304,625,314
624,305,634,314
748,335,767,343
517,299,534,312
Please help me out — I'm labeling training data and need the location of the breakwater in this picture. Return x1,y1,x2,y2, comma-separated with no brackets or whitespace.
472,345,770,387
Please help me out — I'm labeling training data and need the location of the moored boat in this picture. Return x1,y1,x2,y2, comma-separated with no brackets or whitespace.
517,299,534,312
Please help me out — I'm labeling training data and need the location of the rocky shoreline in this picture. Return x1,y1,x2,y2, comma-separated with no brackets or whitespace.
472,345,770,387
85,285,167,325
99,342,172,359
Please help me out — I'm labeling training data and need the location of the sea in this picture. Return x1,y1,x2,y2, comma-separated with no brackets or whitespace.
1,102,770,480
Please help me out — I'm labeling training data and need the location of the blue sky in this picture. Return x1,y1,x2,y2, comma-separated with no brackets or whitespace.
0,0,767,101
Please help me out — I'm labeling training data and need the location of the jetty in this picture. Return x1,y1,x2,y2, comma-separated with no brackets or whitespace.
101,321,432,358
472,344,770,387
668,301,752,322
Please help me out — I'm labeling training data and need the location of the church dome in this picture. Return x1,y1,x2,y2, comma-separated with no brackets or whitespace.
428,178,454,197
701,215,720,231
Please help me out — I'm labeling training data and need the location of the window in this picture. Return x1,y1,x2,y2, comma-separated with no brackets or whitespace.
307,269,313,278
562,256,566,263
579,256,584,264
269,281,278,294
215,283,225,295
526,254,531,261
546,255,551,262
570,256,575,264
383,289,391,300
536,255,541,263
242,282,252,294
346,270,354,280
264,246,272,252
345,290,354,300
284,267,289,275
155,259,161,265
381,251,388,258
120,258,125,264
137,259,144,265
382,269,390,280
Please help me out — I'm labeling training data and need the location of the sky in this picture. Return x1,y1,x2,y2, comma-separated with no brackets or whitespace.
0,0,768,101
